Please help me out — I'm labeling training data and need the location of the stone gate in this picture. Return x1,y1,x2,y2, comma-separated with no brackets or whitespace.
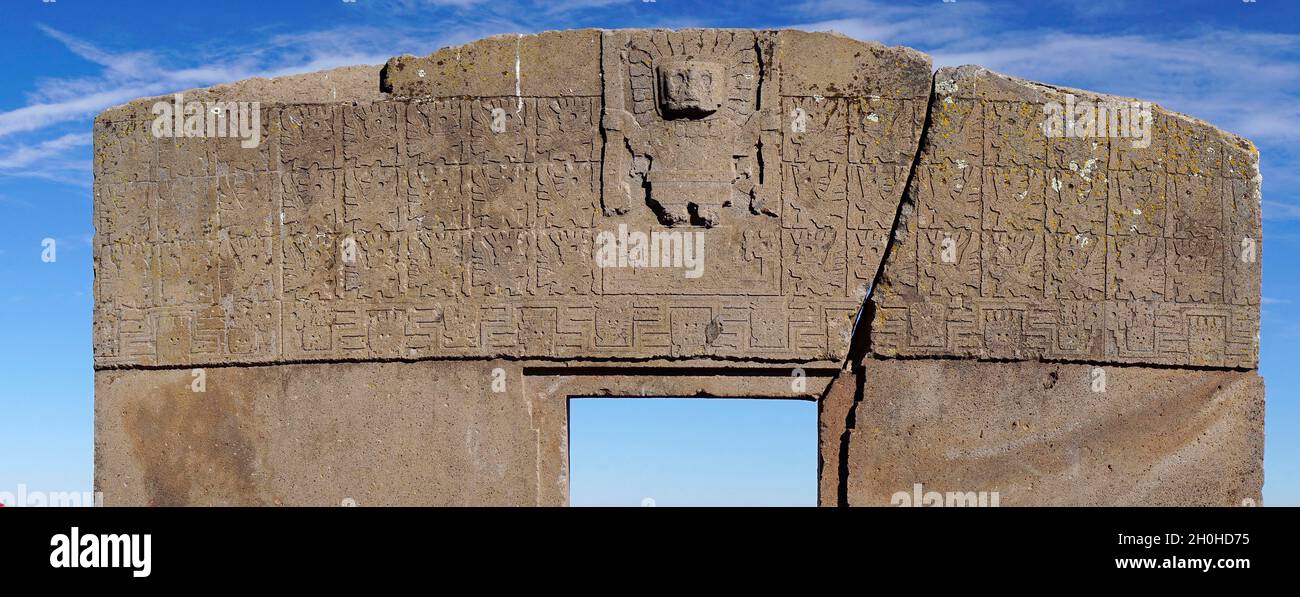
92,29,1263,506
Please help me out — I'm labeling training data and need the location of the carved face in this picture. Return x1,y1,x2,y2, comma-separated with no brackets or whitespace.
657,60,725,118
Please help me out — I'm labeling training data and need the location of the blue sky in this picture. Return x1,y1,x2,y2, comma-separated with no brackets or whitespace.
570,398,817,506
0,0,1297,505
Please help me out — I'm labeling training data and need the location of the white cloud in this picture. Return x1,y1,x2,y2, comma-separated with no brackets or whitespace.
0,194,34,208
0,25,457,139
927,30,1300,143
0,133,91,170
0,27,253,139
780,2,1300,146
0,131,93,186
1264,200,1300,221
0,20,527,183
2,0,1297,202
382,0,494,9
0,85,166,138
34,24,156,79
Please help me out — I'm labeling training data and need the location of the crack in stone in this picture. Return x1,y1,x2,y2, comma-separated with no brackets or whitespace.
824,69,938,507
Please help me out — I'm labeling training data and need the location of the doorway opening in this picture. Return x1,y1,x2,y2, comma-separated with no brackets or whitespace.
568,397,817,507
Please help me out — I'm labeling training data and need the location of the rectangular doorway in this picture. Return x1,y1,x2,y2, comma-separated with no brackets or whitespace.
568,397,817,507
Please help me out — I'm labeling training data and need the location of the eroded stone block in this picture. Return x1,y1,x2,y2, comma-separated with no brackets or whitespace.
870,66,1262,368
844,358,1263,506
94,362,539,506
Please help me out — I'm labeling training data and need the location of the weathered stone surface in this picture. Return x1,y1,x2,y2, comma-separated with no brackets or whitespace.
382,30,602,98
845,358,1264,506
869,66,1261,368
93,29,931,369
95,361,539,506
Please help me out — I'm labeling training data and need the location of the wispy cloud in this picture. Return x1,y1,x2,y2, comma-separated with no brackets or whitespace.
3,0,1298,202
0,194,34,209
1264,200,1300,221
0,11,563,152
381,0,495,9
0,132,93,185
0,23,460,182
791,0,991,48
34,24,156,80
0,133,91,170
787,2,1300,144
3,26,245,139
925,30,1300,144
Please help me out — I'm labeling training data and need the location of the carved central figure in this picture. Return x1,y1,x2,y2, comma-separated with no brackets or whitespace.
602,31,768,228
